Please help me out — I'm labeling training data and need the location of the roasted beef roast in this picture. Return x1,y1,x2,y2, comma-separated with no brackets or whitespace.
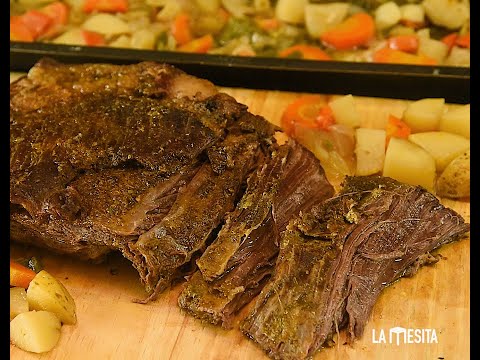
11,59,469,360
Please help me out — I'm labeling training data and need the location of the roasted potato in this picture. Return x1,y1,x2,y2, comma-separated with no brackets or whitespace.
329,94,362,128
383,137,436,192
439,104,470,139
10,310,62,354
408,131,470,172
402,98,445,133
10,287,29,320
436,150,470,198
26,270,77,325
354,128,386,176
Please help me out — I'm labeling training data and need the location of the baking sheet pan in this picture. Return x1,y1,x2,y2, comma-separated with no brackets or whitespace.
10,41,470,104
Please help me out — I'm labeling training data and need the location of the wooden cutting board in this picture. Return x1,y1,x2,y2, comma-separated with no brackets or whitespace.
10,88,470,360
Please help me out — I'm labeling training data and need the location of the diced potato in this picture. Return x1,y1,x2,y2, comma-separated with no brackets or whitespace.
195,0,221,13
416,28,430,39
130,29,156,50
304,3,350,38
10,287,29,320
408,131,470,172
383,137,436,192
82,14,130,37
436,150,470,198
275,0,308,24
354,128,386,176
422,0,470,30
155,1,181,21
444,46,470,67
109,35,132,48
375,1,401,30
10,311,61,354
418,37,448,64
27,270,77,325
329,95,361,128
439,104,470,139
399,4,425,24
388,25,416,37
52,28,87,46
402,98,445,133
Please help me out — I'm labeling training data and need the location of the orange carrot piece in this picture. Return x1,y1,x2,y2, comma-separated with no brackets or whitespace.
82,30,106,46
279,44,332,60
399,19,425,29
441,33,458,52
171,12,192,46
18,10,53,40
10,16,34,42
178,34,214,53
456,32,470,48
83,0,128,13
387,35,419,54
315,105,336,130
373,47,437,65
385,114,411,147
320,12,375,50
10,260,36,288
256,17,280,31
281,95,329,137
39,1,70,38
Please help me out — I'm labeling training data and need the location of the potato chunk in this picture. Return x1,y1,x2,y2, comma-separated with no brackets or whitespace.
10,287,29,320
10,310,61,353
402,98,445,133
436,150,470,198
383,137,436,192
329,94,362,128
27,270,77,325
408,131,470,172
354,128,386,176
439,104,470,139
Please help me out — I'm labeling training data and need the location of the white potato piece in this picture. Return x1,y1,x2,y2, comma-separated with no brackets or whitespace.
304,3,350,37
418,37,448,63
439,104,470,139
275,0,307,24
422,0,470,30
329,95,361,128
399,4,425,24
195,0,221,13
82,14,130,37
436,150,470,198
10,310,61,354
383,137,436,192
408,131,469,172
402,98,445,133
27,270,77,325
375,1,401,30
52,28,87,46
130,29,156,50
354,128,386,176
10,287,29,320
444,46,470,67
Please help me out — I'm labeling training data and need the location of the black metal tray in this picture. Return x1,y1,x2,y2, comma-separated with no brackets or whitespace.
10,41,470,104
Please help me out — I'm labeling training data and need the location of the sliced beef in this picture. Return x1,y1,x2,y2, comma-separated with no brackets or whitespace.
10,59,278,301
178,141,335,328
241,175,470,360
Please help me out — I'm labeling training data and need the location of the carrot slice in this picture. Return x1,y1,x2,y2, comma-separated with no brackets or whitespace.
387,35,419,54
82,30,106,46
10,260,36,288
39,1,70,38
441,33,458,53
281,95,331,137
83,0,128,13
18,10,53,40
320,13,375,50
178,34,214,53
255,17,280,31
279,44,332,60
456,32,470,48
171,12,192,46
315,105,336,130
373,47,437,65
385,114,411,147
10,16,34,42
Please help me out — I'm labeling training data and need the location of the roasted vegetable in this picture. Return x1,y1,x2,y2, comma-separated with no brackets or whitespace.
436,150,470,198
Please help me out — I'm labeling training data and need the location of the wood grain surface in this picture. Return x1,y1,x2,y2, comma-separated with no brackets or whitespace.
10,86,470,360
